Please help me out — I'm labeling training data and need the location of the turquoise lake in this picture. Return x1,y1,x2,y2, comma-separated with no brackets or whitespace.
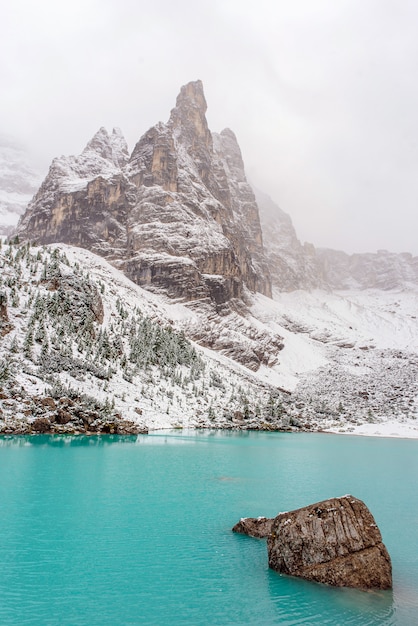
0,431,417,625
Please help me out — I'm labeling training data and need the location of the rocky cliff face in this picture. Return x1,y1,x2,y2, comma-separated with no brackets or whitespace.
17,81,271,305
256,188,324,291
16,127,130,258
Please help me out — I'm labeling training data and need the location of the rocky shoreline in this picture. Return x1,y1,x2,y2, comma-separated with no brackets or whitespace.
0,392,148,435
2,385,418,437
0,393,308,436
0,415,304,436
0,418,147,436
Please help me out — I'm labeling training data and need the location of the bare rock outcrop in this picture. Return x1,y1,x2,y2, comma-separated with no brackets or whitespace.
267,495,392,589
232,495,392,590
232,516,274,538
0,393,148,435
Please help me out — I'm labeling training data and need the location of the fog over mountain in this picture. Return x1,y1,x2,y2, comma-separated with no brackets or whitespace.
0,135,41,235
2,0,418,254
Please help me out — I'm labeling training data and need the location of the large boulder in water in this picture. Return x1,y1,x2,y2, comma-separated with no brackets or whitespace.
267,495,392,590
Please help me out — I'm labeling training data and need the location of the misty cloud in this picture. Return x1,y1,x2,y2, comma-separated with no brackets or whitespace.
1,0,418,254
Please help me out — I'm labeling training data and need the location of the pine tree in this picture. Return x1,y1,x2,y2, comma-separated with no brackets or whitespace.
23,327,34,359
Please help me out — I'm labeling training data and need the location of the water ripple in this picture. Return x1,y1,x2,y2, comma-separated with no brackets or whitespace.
0,431,416,625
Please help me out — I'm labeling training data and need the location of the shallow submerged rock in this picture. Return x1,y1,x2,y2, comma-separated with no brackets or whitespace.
232,516,274,538
267,495,392,590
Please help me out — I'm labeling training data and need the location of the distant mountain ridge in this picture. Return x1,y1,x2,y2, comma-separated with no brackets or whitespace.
256,188,418,291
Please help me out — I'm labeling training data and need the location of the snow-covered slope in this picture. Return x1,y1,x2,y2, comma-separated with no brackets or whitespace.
1,241,417,436
252,288,418,434
0,135,41,235
0,241,282,434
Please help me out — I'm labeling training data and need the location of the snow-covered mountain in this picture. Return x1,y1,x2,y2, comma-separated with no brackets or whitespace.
16,79,418,297
0,135,41,235
16,81,280,371
5,80,418,436
17,81,271,303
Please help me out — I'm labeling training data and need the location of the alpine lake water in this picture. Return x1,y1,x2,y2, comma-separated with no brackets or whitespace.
0,430,417,626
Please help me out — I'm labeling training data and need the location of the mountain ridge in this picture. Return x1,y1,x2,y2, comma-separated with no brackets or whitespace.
256,188,418,291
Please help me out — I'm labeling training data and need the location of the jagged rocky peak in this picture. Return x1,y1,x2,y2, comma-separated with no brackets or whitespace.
169,79,212,145
125,81,271,301
16,126,131,259
83,127,129,169
16,80,271,306
168,80,213,184
128,79,213,191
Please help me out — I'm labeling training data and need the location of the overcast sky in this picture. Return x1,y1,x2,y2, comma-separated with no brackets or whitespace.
2,0,418,254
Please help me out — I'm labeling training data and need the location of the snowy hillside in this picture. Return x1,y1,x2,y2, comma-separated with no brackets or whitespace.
0,136,41,235
252,288,418,436
0,241,282,433
1,241,418,436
